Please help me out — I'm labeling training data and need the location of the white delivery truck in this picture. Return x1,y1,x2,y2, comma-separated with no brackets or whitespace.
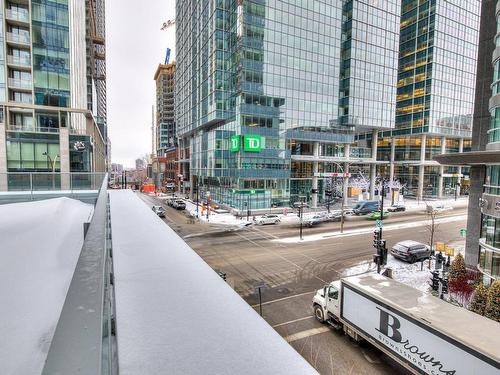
312,273,500,375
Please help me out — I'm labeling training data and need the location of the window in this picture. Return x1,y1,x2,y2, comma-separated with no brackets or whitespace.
328,286,338,299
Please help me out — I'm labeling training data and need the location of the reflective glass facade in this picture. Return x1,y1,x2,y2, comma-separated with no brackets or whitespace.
176,0,400,209
396,0,479,137
32,0,70,107
340,0,400,129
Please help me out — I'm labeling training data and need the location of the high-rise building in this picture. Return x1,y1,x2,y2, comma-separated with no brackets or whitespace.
436,0,500,282
376,0,480,199
87,0,108,168
154,62,176,156
0,0,108,190
176,0,400,210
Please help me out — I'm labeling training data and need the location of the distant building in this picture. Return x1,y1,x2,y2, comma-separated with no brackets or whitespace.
154,62,176,157
135,158,146,170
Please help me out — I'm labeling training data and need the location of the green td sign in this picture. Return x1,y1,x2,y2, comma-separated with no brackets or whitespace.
230,135,240,152
244,135,262,152
230,134,262,153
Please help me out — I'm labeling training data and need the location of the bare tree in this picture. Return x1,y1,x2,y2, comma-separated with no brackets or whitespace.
425,202,440,269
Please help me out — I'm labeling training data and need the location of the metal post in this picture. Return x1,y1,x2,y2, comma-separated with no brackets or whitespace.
196,177,199,218
299,202,304,240
340,175,347,233
124,171,127,189
258,287,263,316
30,172,33,200
380,185,384,239
247,195,250,221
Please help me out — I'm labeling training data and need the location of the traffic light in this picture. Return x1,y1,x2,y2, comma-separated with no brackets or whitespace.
441,277,448,294
430,271,439,291
373,254,380,265
380,239,388,265
373,230,381,249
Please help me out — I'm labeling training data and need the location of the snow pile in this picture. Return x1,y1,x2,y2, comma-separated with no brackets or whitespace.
0,198,93,375
343,257,433,293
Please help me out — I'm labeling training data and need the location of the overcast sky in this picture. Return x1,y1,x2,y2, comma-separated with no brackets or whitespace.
106,0,176,168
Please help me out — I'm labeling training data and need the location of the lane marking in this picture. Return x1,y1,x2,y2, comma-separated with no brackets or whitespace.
250,290,316,307
284,327,331,343
272,316,314,328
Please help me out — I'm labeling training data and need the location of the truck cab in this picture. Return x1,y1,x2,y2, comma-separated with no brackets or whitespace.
312,280,341,325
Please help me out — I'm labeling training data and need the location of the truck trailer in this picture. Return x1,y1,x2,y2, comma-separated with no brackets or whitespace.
312,274,500,375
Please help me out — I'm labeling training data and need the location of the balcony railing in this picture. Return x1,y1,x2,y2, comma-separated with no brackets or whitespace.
7,124,59,133
5,8,30,23
7,55,31,67
0,172,106,194
6,32,30,45
8,77,32,89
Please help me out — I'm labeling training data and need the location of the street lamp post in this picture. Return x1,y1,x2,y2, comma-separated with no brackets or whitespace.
43,152,59,190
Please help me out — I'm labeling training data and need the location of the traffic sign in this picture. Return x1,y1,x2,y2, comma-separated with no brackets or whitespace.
376,220,383,228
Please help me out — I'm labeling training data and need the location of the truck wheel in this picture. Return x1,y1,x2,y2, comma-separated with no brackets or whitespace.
314,304,325,323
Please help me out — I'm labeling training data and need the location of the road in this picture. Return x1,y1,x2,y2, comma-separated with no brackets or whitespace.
137,192,467,375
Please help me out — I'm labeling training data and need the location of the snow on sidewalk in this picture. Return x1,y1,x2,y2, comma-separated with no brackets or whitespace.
273,214,466,243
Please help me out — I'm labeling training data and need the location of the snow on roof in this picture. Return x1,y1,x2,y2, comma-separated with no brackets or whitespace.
0,198,93,375
109,190,318,375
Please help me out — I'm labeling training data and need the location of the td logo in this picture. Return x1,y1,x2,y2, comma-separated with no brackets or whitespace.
244,135,262,152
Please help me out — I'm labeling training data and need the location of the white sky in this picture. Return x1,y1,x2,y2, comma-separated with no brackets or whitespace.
106,0,176,168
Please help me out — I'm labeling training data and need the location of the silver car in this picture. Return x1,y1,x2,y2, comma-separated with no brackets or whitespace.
391,240,431,263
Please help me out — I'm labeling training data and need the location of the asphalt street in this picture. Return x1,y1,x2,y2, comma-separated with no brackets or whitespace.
136,192,467,375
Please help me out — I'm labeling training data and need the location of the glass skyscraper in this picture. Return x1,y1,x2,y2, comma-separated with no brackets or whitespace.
176,0,400,210
376,0,480,199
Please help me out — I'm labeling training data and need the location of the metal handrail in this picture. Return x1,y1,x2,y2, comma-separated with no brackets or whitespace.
42,174,116,375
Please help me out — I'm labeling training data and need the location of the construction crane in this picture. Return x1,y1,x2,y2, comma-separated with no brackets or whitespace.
160,19,175,30
160,19,175,64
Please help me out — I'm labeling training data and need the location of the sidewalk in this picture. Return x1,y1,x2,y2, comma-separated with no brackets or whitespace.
175,195,469,228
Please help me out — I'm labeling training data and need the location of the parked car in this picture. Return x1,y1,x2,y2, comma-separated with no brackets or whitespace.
152,205,166,218
387,204,406,212
353,200,380,215
366,210,389,220
172,200,186,210
391,240,431,263
166,182,175,190
303,215,326,227
254,214,280,225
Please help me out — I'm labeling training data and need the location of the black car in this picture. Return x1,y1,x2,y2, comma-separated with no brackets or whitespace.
387,204,406,212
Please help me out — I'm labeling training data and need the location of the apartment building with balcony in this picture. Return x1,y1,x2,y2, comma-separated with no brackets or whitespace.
0,0,107,191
